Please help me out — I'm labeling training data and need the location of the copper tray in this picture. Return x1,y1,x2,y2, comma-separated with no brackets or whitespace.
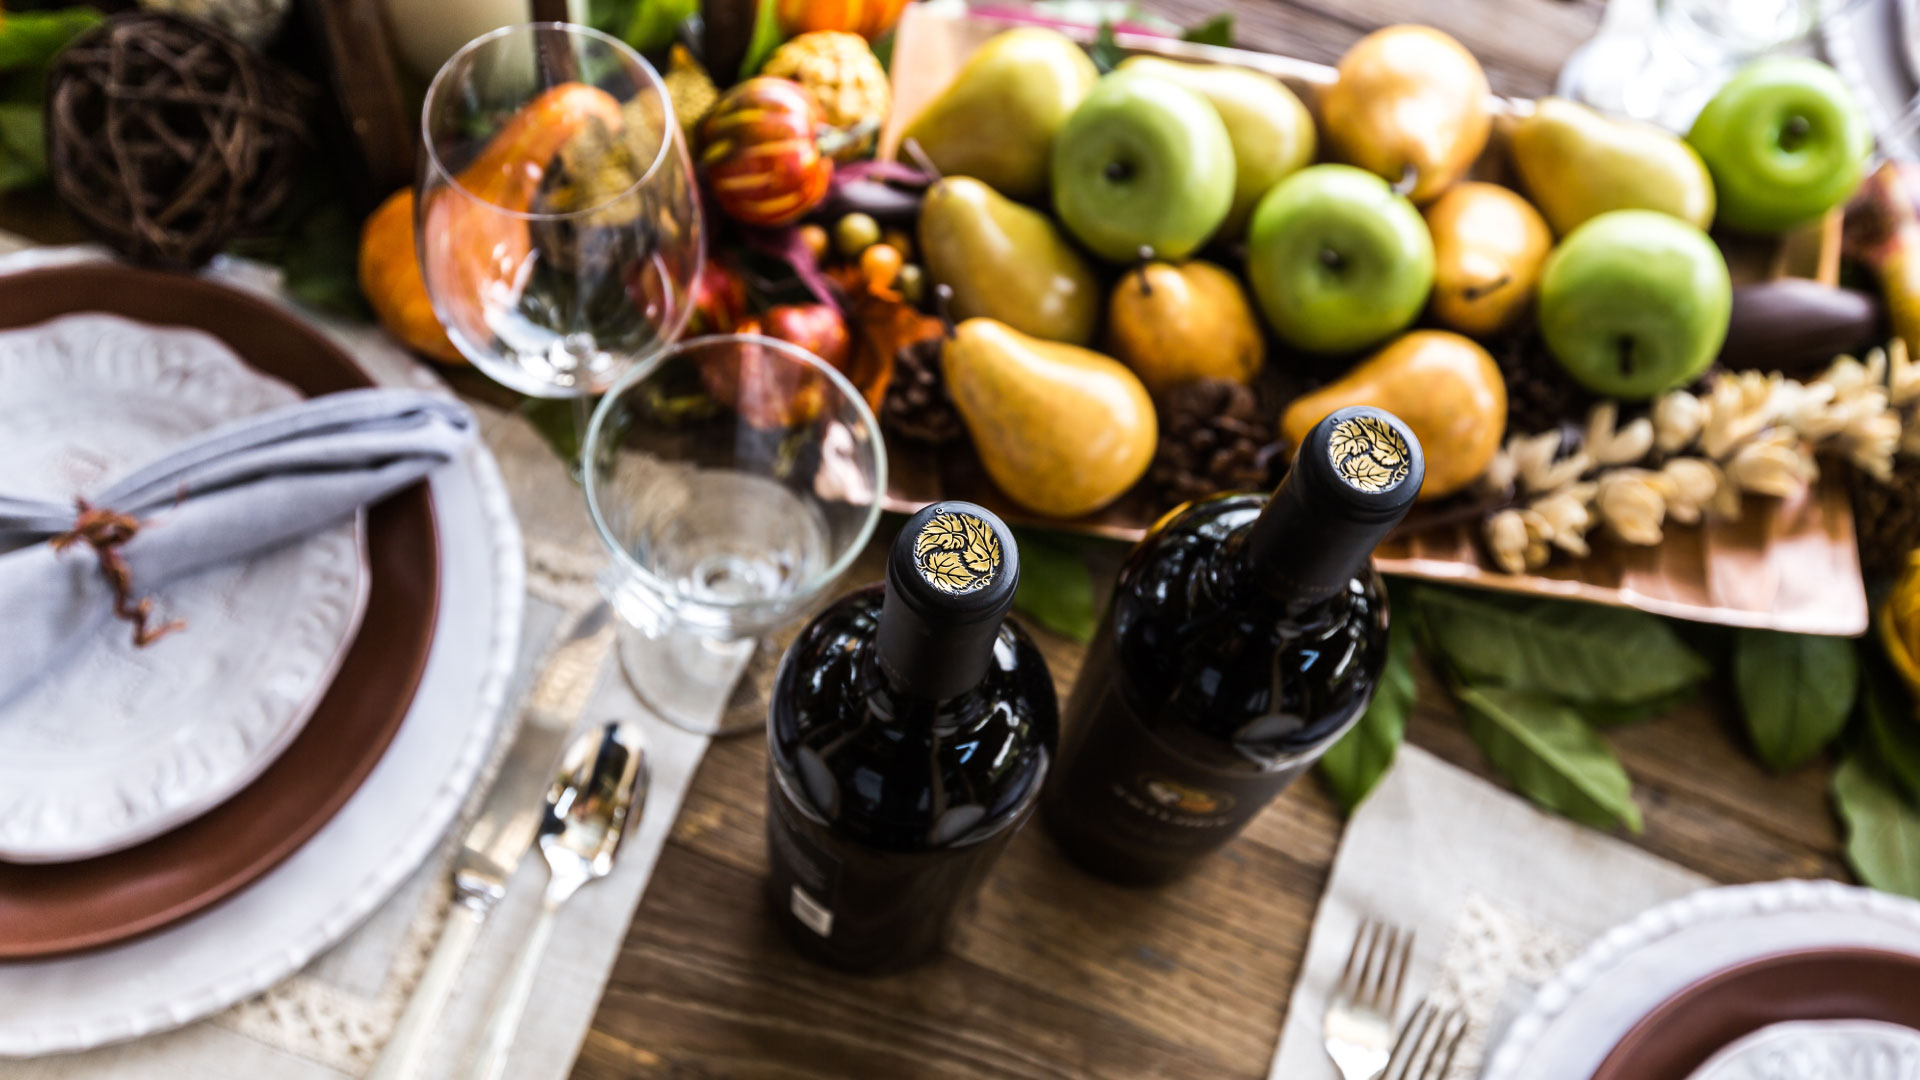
877,5,1869,636
0,265,441,959
1591,947,1920,1079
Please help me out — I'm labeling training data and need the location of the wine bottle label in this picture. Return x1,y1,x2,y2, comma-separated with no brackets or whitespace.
1054,672,1316,861
768,786,842,938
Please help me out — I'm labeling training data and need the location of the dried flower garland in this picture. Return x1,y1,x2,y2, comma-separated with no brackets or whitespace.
1483,338,1920,574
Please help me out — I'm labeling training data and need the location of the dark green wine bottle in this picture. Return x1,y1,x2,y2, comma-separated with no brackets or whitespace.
1044,407,1423,885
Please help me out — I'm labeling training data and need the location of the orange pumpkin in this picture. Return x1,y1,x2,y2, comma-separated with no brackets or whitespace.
699,78,833,227
359,190,462,363
775,0,909,39
360,82,625,363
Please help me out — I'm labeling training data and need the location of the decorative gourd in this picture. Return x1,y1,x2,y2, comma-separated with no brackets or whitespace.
360,82,624,363
775,0,909,40
699,77,833,227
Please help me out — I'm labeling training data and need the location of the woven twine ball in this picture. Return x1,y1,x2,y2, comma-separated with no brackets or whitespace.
45,13,309,269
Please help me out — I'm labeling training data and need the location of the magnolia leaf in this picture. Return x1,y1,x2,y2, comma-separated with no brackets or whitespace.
1859,649,1920,806
0,7,102,71
0,103,43,192
1834,752,1920,900
1734,629,1858,772
1318,615,1415,814
1181,14,1233,47
1457,683,1643,833
1011,530,1098,644
1415,587,1709,708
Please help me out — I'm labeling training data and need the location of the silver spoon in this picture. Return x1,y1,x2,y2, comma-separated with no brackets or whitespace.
465,720,649,1080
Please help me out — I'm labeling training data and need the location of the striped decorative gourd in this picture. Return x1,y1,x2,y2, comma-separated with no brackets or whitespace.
698,77,833,227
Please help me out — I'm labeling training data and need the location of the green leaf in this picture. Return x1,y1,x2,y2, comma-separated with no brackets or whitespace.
1181,14,1234,47
739,0,784,80
1010,530,1098,644
1734,629,1858,772
1834,752,1920,900
1457,683,1643,832
1859,649,1920,806
633,0,697,53
1318,615,1415,814
1089,21,1124,73
1414,587,1710,708
0,102,44,192
0,7,101,71
521,397,585,466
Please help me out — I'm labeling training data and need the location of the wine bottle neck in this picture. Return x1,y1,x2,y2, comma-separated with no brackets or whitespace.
876,501,1020,703
1238,469,1397,604
875,588,1001,702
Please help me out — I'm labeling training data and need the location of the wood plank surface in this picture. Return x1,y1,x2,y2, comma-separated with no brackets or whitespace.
573,3,1858,1078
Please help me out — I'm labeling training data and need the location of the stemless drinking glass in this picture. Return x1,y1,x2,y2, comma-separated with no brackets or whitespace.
583,335,888,736
417,23,701,410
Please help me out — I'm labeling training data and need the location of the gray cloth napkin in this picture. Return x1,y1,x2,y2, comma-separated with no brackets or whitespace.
0,388,476,708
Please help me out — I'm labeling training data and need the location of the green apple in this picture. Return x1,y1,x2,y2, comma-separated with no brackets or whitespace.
1050,71,1235,262
1244,164,1434,355
1539,209,1731,400
1688,57,1871,234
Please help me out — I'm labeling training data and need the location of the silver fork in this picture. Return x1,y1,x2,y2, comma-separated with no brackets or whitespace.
1383,1002,1468,1080
1323,918,1415,1080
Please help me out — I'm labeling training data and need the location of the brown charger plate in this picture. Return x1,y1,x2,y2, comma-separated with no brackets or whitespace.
877,6,1870,636
1591,947,1920,1080
0,264,441,959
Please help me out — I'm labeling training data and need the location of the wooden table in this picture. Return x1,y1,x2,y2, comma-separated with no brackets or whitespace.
573,4,1851,1077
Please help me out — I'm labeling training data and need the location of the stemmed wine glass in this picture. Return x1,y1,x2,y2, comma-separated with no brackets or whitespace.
582,335,887,737
416,22,702,426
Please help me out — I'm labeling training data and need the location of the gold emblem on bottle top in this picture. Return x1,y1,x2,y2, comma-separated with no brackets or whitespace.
1327,415,1411,494
913,511,1001,594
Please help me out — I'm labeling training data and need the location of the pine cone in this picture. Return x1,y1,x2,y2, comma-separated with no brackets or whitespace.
1498,333,1595,436
882,336,963,446
1149,379,1283,508
1854,455,1920,582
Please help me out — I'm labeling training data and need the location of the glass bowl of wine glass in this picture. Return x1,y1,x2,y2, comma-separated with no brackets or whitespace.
583,334,888,736
417,22,702,405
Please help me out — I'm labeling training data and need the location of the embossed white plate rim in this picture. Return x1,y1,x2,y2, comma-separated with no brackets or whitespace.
0,313,373,863
1691,1019,1920,1080
0,247,524,1058
1483,880,1920,1080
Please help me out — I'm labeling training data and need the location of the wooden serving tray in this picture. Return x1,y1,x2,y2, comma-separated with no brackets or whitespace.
878,4,1868,636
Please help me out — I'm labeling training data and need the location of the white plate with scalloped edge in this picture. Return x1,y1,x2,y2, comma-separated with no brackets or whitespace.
1483,881,1920,1080
0,312,368,863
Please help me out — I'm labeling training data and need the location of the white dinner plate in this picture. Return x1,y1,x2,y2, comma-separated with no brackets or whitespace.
1484,881,1920,1080
1691,1020,1920,1080
0,248,524,1056
0,313,368,863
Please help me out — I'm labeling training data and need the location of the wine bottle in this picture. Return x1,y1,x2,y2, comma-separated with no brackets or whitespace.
1044,406,1423,885
765,501,1058,971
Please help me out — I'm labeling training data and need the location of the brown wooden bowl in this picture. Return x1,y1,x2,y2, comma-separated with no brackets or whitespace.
1591,947,1920,1080
0,264,441,959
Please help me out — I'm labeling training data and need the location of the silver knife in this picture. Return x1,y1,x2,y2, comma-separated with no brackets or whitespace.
367,601,617,1080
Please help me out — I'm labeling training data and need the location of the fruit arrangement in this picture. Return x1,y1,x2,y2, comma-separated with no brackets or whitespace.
835,15,1910,583
350,3,1916,590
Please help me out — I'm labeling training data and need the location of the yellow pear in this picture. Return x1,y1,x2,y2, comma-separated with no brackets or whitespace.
1510,97,1716,236
1423,182,1553,337
1319,25,1491,204
1280,330,1505,499
1107,260,1264,395
901,28,1098,200
944,318,1156,518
